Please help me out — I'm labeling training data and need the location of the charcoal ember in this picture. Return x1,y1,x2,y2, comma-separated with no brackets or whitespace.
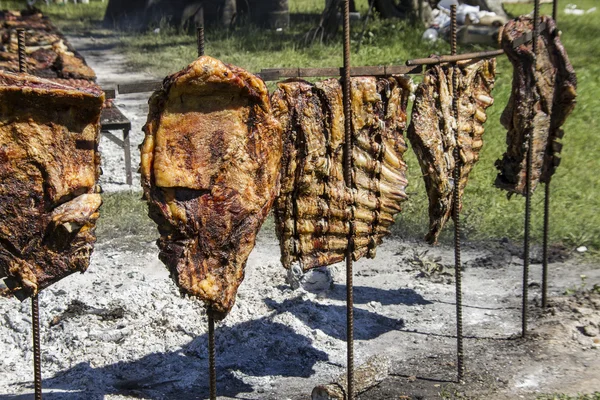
408,59,496,244
495,15,577,195
272,76,411,271
141,56,282,318
0,71,104,299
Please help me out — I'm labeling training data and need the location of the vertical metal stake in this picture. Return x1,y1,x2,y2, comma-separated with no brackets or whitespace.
32,296,42,400
552,0,558,21
196,28,215,400
523,0,541,338
208,312,216,400
450,5,464,383
541,180,550,308
342,0,355,397
18,27,43,400
197,25,205,57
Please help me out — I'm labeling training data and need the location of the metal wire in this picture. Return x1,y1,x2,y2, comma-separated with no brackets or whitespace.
208,312,216,400
17,28,26,73
342,0,355,397
450,4,464,383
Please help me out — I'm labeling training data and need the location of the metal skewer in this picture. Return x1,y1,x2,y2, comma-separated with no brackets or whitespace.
342,0,355,397
17,28,43,400
449,5,464,383
542,0,559,309
195,25,217,400
522,0,541,338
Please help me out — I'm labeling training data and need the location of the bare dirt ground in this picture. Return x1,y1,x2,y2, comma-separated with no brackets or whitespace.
0,35,599,400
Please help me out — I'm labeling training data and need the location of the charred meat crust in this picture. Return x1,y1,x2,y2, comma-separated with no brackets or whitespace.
495,16,576,195
141,56,282,318
408,59,496,244
0,71,104,299
273,76,411,271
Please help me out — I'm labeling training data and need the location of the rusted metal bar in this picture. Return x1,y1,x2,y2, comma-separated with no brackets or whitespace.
118,81,162,95
542,180,550,308
197,25,205,58
208,312,216,400
18,28,43,400
522,0,541,338
406,49,505,66
17,29,26,74
552,0,558,22
450,5,464,383
342,0,355,397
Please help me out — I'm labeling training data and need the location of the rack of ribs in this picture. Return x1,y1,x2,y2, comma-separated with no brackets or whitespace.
141,56,282,319
408,59,496,244
272,75,412,271
495,16,577,195
0,71,104,299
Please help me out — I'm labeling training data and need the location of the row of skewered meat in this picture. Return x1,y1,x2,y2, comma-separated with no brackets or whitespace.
0,16,576,321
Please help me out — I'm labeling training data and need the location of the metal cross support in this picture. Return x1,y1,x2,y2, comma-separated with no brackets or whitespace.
342,0,355,397
449,5,465,383
17,28,43,400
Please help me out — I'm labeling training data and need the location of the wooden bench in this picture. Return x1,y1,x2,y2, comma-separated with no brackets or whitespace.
100,105,133,185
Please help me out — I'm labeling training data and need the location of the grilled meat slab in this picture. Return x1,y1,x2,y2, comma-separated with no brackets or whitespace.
141,56,282,318
0,71,104,299
408,59,496,244
495,16,577,195
273,76,411,271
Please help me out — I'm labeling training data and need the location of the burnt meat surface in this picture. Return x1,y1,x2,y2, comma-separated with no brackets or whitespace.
408,59,496,244
495,16,577,195
0,71,104,299
272,76,411,271
141,56,282,318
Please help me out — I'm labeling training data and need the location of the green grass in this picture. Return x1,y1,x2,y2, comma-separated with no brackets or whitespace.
15,0,600,251
538,393,600,400
95,191,157,244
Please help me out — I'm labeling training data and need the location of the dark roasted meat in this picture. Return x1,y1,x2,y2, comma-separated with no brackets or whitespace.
495,16,577,195
408,59,496,244
0,71,104,299
141,56,282,318
272,76,411,271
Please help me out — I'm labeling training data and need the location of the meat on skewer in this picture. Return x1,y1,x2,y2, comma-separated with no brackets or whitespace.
141,56,282,319
495,16,576,195
408,59,496,244
272,75,412,271
0,71,104,299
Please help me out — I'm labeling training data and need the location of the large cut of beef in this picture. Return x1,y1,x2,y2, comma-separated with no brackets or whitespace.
141,56,282,318
272,76,412,271
495,16,577,195
0,10,96,81
408,59,496,244
0,71,104,299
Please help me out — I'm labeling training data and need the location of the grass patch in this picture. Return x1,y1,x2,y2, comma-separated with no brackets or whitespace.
16,0,600,251
538,393,600,400
0,1,107,32
95,191,156,243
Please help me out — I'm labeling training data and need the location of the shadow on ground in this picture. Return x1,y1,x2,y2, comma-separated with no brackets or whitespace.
1,285,419,399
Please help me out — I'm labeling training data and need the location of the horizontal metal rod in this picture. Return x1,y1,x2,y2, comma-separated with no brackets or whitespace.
116,65,422,94
259,65,422,80
406,49,505,66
